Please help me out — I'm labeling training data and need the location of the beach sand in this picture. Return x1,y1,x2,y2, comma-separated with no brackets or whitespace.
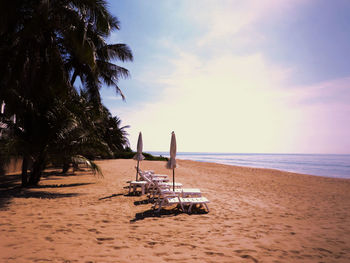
1,159,350,262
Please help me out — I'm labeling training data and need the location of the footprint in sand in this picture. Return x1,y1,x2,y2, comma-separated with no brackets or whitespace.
45,236,54,242
112,245,129,250
234,250,259,263
313,247,333,254
96,237,114,243
146,241,157,247
88,228,101,234
240,254,259,263
205,251,225,256
175,243,197,249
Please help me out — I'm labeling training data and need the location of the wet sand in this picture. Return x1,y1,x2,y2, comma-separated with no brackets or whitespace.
1,159,350,262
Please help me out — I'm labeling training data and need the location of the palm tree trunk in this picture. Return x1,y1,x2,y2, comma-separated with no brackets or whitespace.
62,162,70,174
28,153,46,186
28,162,42,186
21,156,28,187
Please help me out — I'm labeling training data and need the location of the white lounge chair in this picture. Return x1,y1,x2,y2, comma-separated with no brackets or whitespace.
146,171,169,181
137,170,182,193
154,195,183,212
174,188,202,197
151,180,202,207
136,167,169,181
128,180,148,195
179,197,210,213
136,168,185,190
153,194,210,213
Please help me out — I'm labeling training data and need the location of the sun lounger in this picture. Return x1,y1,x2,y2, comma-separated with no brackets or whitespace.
151,180,202,206
128,180,148,195
136,170,183,195
142,169,168,180
179,197,210,213
153,194,210,213
154,195,182,212
174,188,202,197
133,168,199,199
136,167,169,182
157,181,183,188
136,168,184,190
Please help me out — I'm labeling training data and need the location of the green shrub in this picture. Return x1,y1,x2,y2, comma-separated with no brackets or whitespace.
114,151,168,161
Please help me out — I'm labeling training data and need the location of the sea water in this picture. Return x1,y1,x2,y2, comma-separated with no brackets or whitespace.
149,152,350,179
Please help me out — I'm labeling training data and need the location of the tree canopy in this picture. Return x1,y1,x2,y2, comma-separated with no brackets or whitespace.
0,0,133,186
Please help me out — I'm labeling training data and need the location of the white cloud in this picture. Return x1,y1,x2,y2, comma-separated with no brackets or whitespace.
184,0,311,48
119,51,303,153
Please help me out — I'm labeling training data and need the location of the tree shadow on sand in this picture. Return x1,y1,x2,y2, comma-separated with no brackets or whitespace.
0,171,89,210
2,188,81,199
0,187,81,210
0,173,21,189
34,182,93,188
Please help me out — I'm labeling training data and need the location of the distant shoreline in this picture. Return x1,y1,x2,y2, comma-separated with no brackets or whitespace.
148,152,350,179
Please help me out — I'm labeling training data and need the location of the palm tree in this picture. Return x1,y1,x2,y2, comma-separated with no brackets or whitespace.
98,105,130,156
45,91,112,175
0,0,132,186
68,34,133,103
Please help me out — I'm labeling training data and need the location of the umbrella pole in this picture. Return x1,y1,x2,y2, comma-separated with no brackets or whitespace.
173,169,175,191
136,161,139,181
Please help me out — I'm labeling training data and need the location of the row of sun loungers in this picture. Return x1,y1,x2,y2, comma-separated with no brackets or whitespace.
128,168,210,213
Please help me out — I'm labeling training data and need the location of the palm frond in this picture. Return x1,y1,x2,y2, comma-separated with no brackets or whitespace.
71,155,103,177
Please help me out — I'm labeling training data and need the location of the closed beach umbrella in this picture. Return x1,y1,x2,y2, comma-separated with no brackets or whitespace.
133,132,145,180
166,131,177,191
1,101,4,114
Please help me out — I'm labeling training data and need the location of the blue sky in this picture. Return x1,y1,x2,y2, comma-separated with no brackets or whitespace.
100,0,350,153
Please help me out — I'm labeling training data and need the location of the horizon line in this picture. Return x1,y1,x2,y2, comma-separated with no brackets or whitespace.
143,151,350,155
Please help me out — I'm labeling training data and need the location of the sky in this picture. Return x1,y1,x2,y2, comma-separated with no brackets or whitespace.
100,0,350,154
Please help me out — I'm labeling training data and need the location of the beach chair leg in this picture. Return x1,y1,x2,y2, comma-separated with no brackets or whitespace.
152,198,160,211
179,202,185,212
141,185,145,195
156,200,164,212
188,203,194,213
149,191,155,202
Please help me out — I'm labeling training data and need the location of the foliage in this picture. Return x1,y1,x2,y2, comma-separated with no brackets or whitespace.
114,151,168,161
0,0,132,186
71,155,103,177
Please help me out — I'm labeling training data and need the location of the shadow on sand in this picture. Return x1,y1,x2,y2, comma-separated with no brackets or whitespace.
0,171,88,210
34,182,93,189
124,191,144,197
130,207,183,223
98,193,124,200
134,198,153,206
0,187,81,210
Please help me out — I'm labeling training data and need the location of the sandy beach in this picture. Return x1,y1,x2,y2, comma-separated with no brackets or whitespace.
1,159,350,262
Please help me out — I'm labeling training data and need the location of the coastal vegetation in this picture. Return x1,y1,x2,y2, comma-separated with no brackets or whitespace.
114,150,168,161
0,0,133,186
